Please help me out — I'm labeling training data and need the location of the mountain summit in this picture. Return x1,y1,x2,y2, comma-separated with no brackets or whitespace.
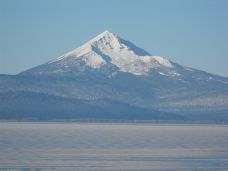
21,31,178,77
1,31,228,122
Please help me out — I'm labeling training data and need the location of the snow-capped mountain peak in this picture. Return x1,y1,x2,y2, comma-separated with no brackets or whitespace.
52,30,120,61
88,30,122,49
23,31,178,76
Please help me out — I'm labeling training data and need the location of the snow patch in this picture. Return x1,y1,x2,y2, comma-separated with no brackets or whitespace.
153,56,173,68
82,51,106,69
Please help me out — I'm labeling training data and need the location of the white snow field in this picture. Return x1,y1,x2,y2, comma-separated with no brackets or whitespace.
0,123,228,171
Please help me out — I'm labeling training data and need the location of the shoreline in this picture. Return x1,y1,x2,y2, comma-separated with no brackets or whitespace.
0,119,228,126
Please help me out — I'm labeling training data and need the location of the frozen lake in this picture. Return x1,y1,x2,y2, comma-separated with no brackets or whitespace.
0,123,228,171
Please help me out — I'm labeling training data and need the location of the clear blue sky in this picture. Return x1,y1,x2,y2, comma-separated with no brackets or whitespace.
0,0,228,76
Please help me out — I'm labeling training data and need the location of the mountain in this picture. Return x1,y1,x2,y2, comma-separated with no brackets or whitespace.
1,31,228,122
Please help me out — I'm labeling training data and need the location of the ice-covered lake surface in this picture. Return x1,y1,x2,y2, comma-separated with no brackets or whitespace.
0,123,228,171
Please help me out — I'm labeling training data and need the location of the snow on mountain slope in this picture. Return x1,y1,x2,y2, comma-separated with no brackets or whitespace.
21,31,179,77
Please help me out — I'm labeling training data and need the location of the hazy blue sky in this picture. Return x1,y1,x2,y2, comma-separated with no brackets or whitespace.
0,0,228,76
